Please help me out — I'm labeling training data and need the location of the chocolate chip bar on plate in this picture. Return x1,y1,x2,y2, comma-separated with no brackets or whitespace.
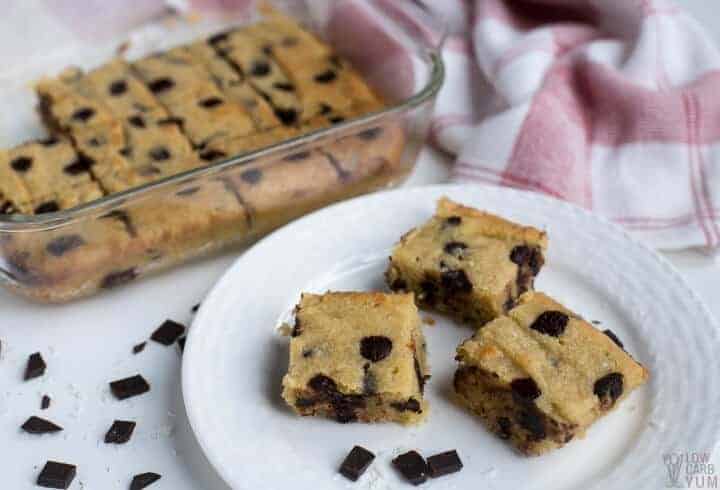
387,198,548,326
454,291,649,455
282,292,429,424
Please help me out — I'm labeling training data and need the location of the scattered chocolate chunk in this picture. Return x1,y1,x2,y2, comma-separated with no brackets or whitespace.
119,147,132,157
35,201,60,214
10,156,32,172
250,60,271,77
510,377,541,401
22,416,63,434
127,115,146,128
594,372,624,408
308,374,336,394
199,149,226,161
357,127,382,140
41,395,51,410
149,147,171,161
497,416,512,439
104,420,136,444
603,329,624,349
272,82,294,91
100,268,137,289
37,461,76,489
177,336,186,353
339,446,375,482
445,216,461,226
63,155,95,175
302,348,314,358
440,269,473,294
39,136,59,146
516,407,546,441
25,352,47,381
274,108,298,125
240,168,263,184
46,235,85,257
359,336,393,362
150,319,186,346
390,278,407,291
148,77,174,93
283,151,311,162
109,79,128,95
71,107,95,122
191,303,201,313
130,472,161,490
199,97,224,108
109,374,150,400
509,245,532,266
427,450,463,478
314,70,337,83
443,241,467,256
329,116,345,124
390,398,422,413
393,450,428,486
319,103,333,115
132,342,146,355
529,310,568,337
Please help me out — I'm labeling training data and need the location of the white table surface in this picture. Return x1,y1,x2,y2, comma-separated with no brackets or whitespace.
2,2,720,488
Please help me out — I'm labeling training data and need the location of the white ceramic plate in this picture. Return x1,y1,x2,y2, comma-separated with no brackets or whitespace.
183,184,720,490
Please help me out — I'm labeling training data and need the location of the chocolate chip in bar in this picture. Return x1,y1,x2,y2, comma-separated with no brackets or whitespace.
130,472,162,489
36,461,76,489
392,450,428,486
426,450,463,478
339,446,375,482
21,416,63,434
41,395,51,410
104,420,136,444
150,320,186,346
132,342,147,355
24,352,47,381
109,374,150,400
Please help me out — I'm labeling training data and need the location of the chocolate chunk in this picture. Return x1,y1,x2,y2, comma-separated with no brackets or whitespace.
35,201,60,214
594,372,624,408
109,374,150,400
130,472,161,489
314,70,337,83
497,416,512,439
359,336,393,362
46,235,85,257
509,245,532,265
39,136,59,146
529,311,568,337
427,450,463,478
199,97,224,108
250,61,271,77
390,278,407,291
119,147,132,157
25,352,46,380
274,108,298,125
357,127,382,140
443,241,467,256
440,269,473,294
132,342,146,354
294,397,315,408
191,303,201,313
329,116,345,124
21,416,63,434
339,446,375,482
273,82,295,91
37,461,76,489
283,151,311,162
199,149,226,161
10,156,32,172
41,395,51,410
510,377,541,401
603,329,624,349
72,107,95,122
319,103,333,115
240,168,263,184
362,364,376,395
516,407,546,441
308,374,337,394
419,279,438,304
150,319,186,346
148,77,174,93
104,420,136,444
332,394,364,423
390,398,422,413
109,79,128,95
63,155,95,175
301,348,314,358
149,147,171,161
127,115,146,128
208,31,229,44
100,268,137,289
445,216,461,226
393,450,428,486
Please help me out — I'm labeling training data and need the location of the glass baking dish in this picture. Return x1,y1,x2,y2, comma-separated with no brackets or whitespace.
0,0,445,303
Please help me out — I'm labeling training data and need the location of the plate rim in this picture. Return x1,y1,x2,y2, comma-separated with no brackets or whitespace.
182,182,720,489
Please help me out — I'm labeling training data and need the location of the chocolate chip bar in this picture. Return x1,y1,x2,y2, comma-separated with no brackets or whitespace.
282,292,429,424
387,198,548,326
454,292,649,455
